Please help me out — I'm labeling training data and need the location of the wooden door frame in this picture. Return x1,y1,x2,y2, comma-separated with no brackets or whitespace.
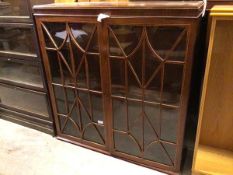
102,17,200,172
35,14,200,173
35,16,110,153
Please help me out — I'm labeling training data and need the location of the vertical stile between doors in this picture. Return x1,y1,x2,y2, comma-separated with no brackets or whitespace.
97,21,113,151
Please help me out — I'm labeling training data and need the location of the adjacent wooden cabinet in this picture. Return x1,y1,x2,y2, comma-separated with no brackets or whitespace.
34,1,203,173
192,6,233,175
0,0,53,134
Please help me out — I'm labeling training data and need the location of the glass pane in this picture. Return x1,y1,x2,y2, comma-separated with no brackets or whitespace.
66,88,81,136
43,22,97,51
68,23,95,50
87,55,101,91
44,22,101,91
87,28,99,53
114,132,141,157
59,42,74,86
48,49,74,86
113,98,127,131
128,50,143,99
92,93,104,124
43,22,66,48
144,45,162,103
53,85,67,115
144,142,173,165
0,84,49,117
144,70,161,103
73,42,87,89
109,25,142,56
80,92,105,144
147,26,186,61
163,64,183,105
67,88,82,129
83,123,104,144
161,106,179,143
79,91,91,126
0,59,43,87
0,25,35,54
54,87,105,145
48,43,74,87
163,143,176,163
63,118,80,138
144,103,160,145
0,0,30,17
128,100,143,146
48,51,61,84
110,58,125,96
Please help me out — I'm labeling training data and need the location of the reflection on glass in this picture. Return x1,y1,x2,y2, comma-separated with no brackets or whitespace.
0,84,49,117
0,26,35,54
43,22,96,50
43,23,66,48
0,59,43,87
69,23,98,52
0,0,29,17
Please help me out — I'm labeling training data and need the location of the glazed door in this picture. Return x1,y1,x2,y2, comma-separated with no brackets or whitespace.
105,18,191,170
36,18,107,150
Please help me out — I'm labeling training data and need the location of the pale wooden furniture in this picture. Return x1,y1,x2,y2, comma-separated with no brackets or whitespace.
55,0,75,2
192,5,233,175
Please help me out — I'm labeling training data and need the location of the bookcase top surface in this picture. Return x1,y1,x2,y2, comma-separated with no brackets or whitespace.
211,5,233,16
33,1,203,10
33,1,204,18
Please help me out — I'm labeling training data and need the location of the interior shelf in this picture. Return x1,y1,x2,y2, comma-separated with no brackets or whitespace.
194,145,233,175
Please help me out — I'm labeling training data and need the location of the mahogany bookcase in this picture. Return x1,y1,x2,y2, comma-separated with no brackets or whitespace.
34,1,203,173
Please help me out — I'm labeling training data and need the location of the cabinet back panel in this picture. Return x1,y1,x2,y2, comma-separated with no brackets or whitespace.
199,20,233,151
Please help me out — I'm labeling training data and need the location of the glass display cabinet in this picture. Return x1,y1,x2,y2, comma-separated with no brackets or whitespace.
34,1,203,173
0,0,53,134
0,0,31,22
192,5,233,175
